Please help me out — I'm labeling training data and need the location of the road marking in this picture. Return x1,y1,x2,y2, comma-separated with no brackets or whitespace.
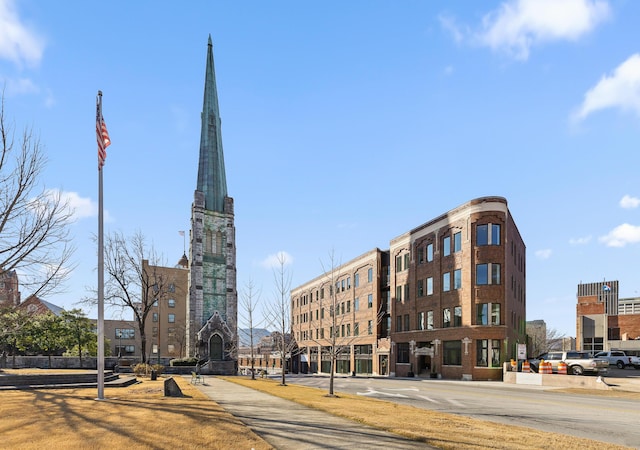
357,388,408,398
417,395,440,404
447,398,465,407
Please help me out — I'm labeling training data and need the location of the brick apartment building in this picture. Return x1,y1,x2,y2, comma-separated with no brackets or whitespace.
138,257,189,362
291,196,527,380
0,269,21,307
576,280,640,356
291,248,391,376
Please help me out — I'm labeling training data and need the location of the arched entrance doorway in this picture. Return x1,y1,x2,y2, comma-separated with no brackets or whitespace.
209,334,223,360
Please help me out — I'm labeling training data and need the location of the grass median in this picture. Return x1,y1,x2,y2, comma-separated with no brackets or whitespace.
0,375,272,450
223,376,632,450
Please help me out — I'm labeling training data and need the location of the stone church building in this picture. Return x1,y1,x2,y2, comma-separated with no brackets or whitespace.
186,36,237,375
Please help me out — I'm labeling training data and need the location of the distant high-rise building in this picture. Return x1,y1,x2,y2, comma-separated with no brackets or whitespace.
186,36,237,374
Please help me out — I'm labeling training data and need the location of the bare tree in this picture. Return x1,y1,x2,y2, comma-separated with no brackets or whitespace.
85,230,170,363
546,328,566,352
265,252,296,386
239,279,262,380
528,326,566,356
0,93,75,297
305,251,387,397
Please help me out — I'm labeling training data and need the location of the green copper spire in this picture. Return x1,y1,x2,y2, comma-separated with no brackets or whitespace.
197,35,228,212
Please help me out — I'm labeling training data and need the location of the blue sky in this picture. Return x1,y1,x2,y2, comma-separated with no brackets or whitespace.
1,0,639,338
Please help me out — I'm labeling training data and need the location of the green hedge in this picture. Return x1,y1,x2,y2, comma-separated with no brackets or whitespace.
170,357,199,367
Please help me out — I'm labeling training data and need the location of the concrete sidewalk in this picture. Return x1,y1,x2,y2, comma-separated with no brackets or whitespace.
191,376,435,450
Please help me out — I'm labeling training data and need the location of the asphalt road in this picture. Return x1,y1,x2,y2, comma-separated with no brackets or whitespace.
280,370,640,449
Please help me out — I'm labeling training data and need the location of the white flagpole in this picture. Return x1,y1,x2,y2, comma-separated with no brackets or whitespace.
97,91,105,400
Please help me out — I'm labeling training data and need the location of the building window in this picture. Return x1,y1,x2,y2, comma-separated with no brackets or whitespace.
454,306,462,327
404,284,409,301
417,311,425,330
443,308,451,328
396,316,402,332
354,298,359,311
477,303,501,325
404,253,409,271
152,313,158,322
347,277,351,289
397,343,410,364
477,339,501,367
116,345,131,355
418,246,424,264
115,328,135,339
354,323,359,336
367,294,373,308
152,344,158,355
404,314,410,331
453,231,461,253
443,272,450,292
443,236,451,257
168,344,176,354
367,320,373,335
426,277,433,295
426,243,433,262
477,223,501,246
454,269,462,290
417,279,424,297
346,301,351,313
443,340,462,365
341,279,345,292
346,323,351,337
491,303,501,325
168,299,176,308
168,313,175,323
368,268,373,283
396,285,402,302
476,263,501,285
355,273,359,287
427,310,434,330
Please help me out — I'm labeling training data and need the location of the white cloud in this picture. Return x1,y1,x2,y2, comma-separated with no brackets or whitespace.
260,251,293,269
3,76,38,96
43,189,113,222
569,235,592,245
438,14,465,44
475,0,610,60
535,249,552,259
0,0,45,67
620,195,640,209
443,65,454,76
573,54,640,121
599,223,640,247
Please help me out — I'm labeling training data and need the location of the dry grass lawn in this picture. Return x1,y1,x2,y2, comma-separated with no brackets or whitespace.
224,376,633,450
0,375,272,450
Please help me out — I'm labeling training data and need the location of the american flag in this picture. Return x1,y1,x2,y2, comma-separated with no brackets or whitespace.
96,98,111,170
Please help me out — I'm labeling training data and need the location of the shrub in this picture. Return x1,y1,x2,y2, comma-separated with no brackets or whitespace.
133,363,152,377
133,363,164,377
170,357,199,367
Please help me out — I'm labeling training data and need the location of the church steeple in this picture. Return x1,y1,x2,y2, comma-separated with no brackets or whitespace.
196,35,228,212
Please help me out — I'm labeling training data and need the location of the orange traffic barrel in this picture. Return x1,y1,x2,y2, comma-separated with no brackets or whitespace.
510,359,517,371
540,361,552,374
522,360,530,372
557,361,568,375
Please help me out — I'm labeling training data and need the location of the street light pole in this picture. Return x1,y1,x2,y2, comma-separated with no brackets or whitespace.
157,298,161,364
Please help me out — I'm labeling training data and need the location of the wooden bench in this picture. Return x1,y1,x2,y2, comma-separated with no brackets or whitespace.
191,371,203,385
